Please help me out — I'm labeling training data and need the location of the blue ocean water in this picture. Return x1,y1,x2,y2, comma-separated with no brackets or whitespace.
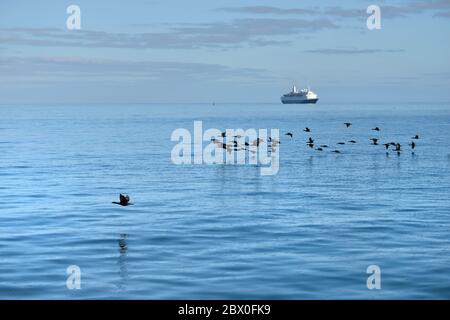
0,103,449,299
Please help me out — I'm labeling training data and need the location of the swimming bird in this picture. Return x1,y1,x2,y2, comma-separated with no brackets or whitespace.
344,122,352,128
337,142,346,145
370,138,379,145
220,132,226,138
303,127,311,133
112,194,132,206
372,127,380,132
395,143,401,155
285,132,293,138
410,141,416,150
316,147,323,151
320,145,329,148
383,143,390,150
412,135,419,139
307,143,314,149
308,137,314,144
348,140,357,144
332,150,341,154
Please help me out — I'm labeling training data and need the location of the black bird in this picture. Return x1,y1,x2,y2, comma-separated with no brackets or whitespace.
395,143,401,155
316,147,323,151
410,141,416,150
251,138,263,147
112,194,132,206
220,132,226,138
320,145,329,148
337,142,346,145
372,127,380,132
389,142,397,146
370,138,379,145
383,143,390,150
348,140,357,144
344,122,352,128
412,135,419,140
285,132,293,138
308,137,314,144
332,150,341,154
303,127,311,133
307,143,314,149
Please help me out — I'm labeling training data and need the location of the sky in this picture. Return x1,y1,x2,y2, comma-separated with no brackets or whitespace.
0,0,450,104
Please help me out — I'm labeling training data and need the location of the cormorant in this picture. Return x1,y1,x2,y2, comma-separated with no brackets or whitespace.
112,194,132,206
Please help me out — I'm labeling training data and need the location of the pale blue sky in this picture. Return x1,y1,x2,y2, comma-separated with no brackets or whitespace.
1,0,449,103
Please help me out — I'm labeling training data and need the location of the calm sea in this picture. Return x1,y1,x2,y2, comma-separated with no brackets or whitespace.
0,103,449,299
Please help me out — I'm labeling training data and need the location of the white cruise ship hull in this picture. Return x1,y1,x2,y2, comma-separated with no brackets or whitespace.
280,97,319,104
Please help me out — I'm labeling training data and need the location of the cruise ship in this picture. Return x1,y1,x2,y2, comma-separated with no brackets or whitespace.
281,85,319,104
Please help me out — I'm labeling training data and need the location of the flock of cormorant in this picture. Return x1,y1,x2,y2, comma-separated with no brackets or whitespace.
113,123,420,206
287,122,419,155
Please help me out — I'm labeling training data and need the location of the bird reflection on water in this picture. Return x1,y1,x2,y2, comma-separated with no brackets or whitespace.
117,233,129,291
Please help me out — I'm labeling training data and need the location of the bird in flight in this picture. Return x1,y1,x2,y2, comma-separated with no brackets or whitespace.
112,194,132,206
251,138,263,146
271,139,281,147
285,132,293,138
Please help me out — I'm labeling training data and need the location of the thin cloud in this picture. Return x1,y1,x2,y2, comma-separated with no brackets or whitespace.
219,1,450,20
0,18,338,50
434,10,450,17
0,55,272,82
383,0,450,18
217,6,316,15
304,48,405,55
